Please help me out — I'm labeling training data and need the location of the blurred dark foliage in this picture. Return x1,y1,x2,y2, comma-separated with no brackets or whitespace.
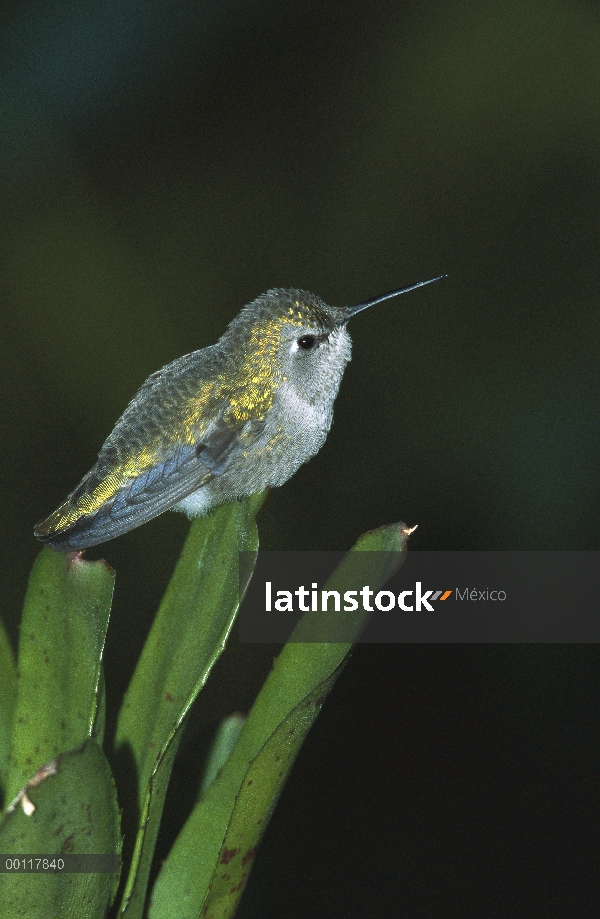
1,1,599,916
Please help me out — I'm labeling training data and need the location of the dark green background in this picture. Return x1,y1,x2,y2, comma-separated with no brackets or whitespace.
1,1,598,916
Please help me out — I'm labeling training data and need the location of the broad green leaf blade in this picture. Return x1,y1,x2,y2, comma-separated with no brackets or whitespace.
151,671,340,919
0,740,122,919
149,521,411,919
0,616,17,805
6,550,114,802
115,492,266,919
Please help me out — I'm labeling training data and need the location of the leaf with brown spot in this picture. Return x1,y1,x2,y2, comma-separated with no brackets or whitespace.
148,521,411,919
0,740,121,918
5,550,114,802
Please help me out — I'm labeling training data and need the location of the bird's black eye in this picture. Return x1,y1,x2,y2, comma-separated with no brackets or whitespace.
297,334,316,350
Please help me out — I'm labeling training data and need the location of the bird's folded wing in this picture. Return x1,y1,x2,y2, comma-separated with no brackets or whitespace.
34,415,265,550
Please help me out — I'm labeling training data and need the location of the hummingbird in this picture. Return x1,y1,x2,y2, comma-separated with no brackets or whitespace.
35,277,444,550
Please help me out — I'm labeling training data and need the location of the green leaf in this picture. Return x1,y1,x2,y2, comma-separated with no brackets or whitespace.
0,740,122,919
148,521,411,919
0,616,17,806
114,492,266,919
5,550,114,803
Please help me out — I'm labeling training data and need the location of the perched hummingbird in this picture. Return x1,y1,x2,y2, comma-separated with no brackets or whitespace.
35,278,444,550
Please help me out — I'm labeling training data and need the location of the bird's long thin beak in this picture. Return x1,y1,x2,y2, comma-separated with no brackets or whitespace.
342,275,447,321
